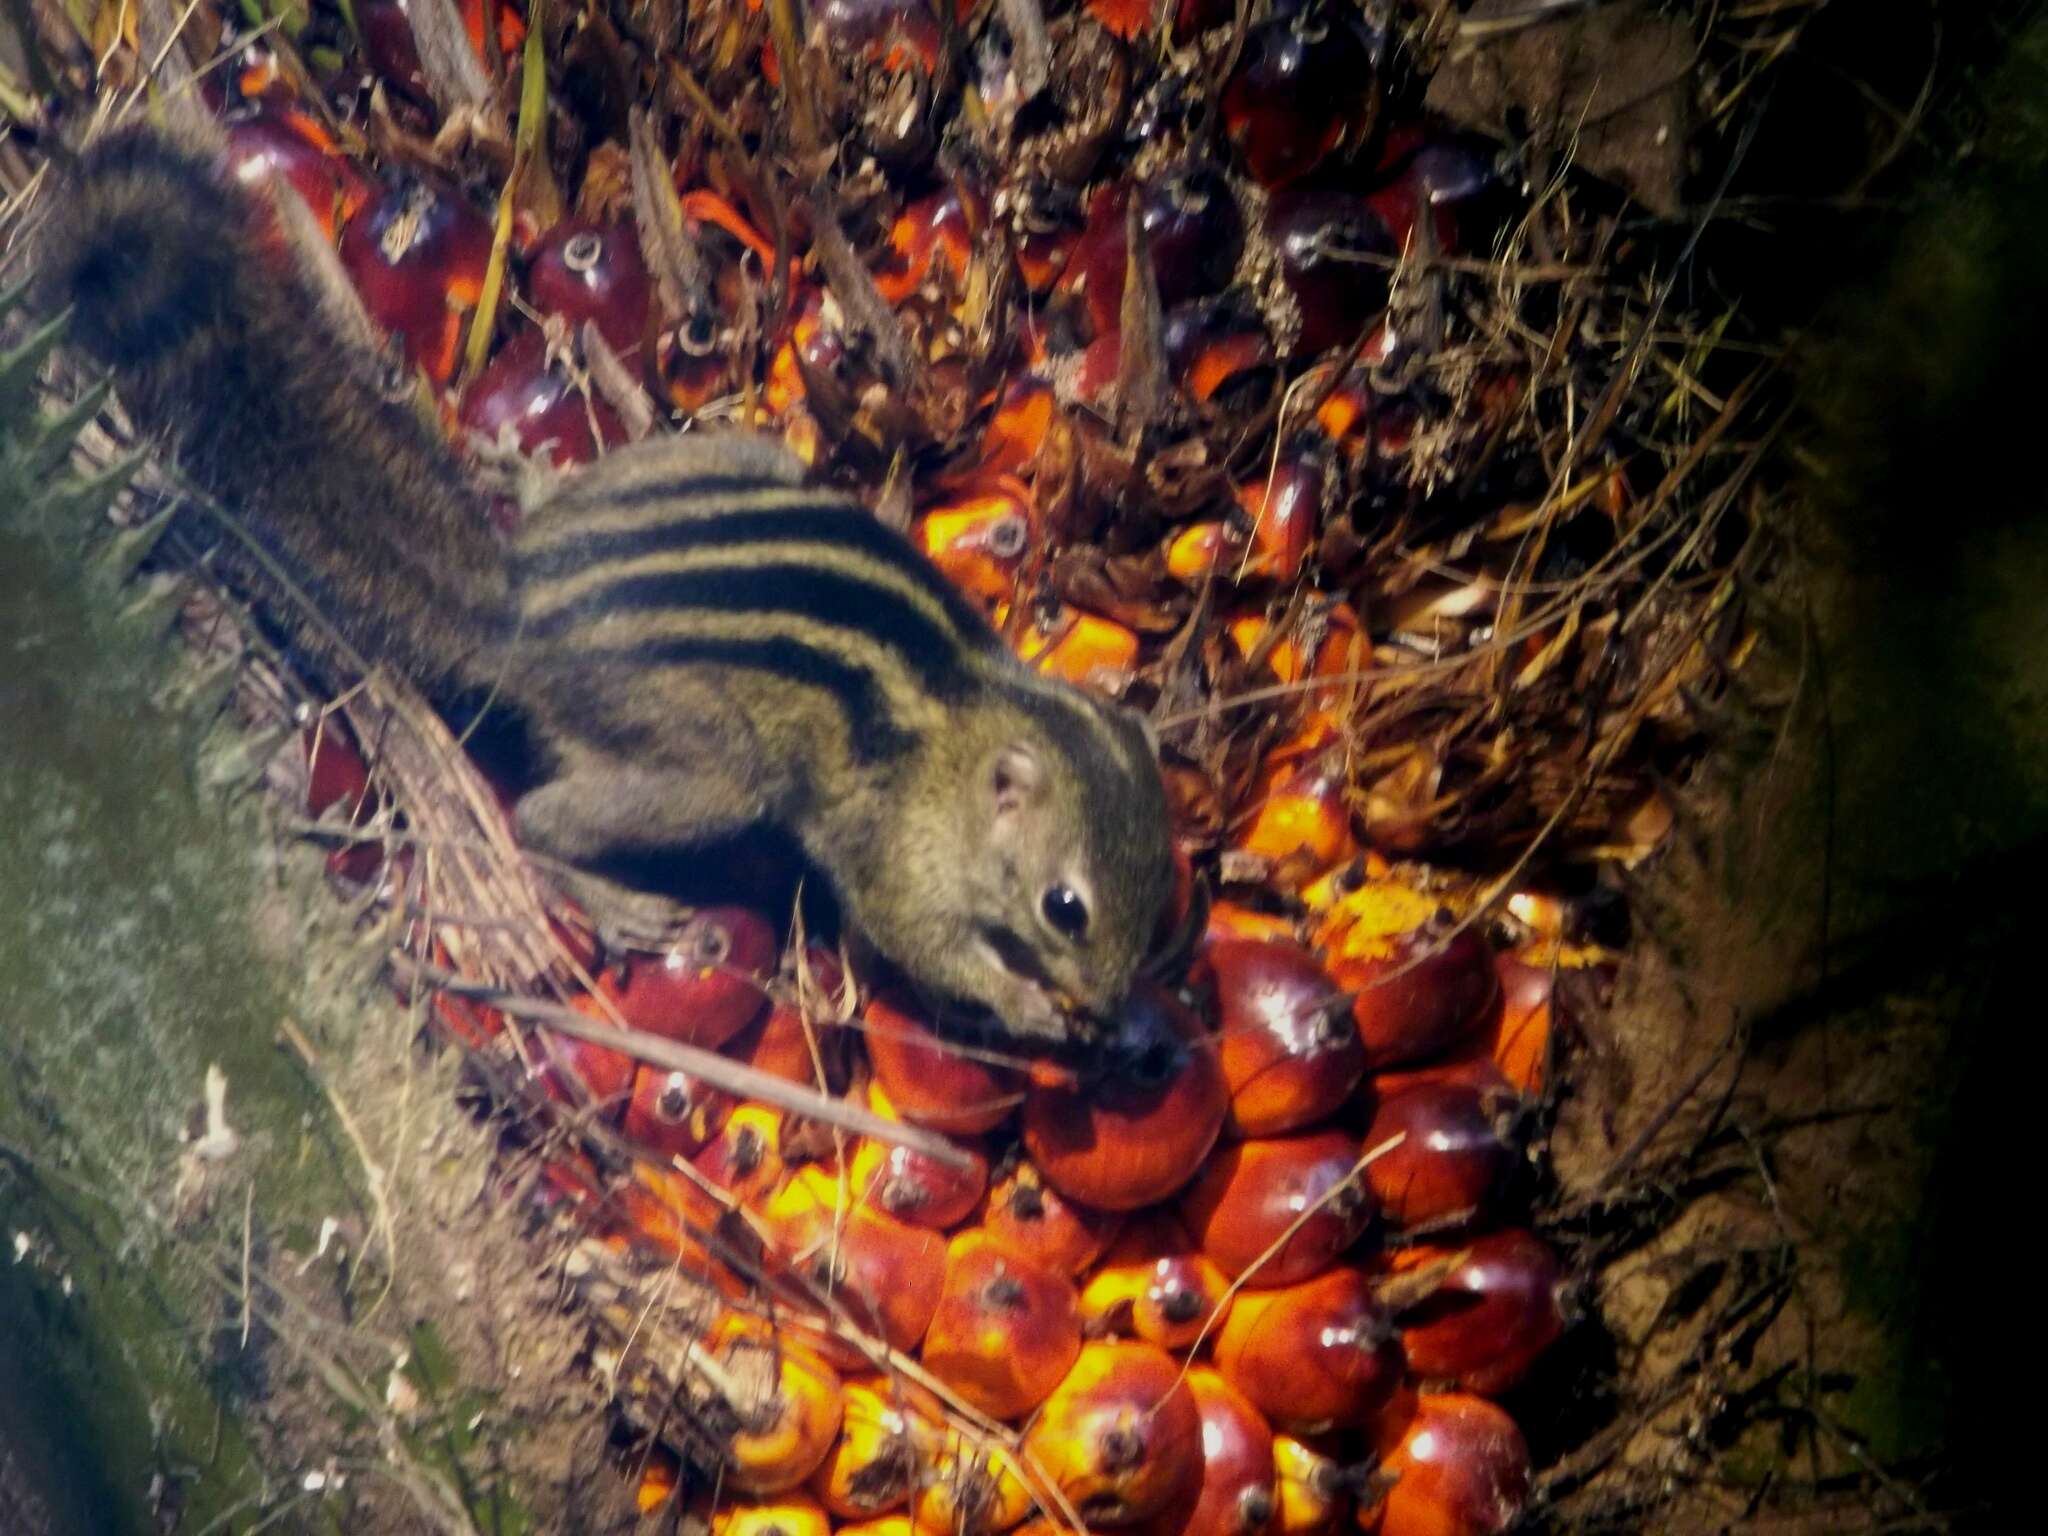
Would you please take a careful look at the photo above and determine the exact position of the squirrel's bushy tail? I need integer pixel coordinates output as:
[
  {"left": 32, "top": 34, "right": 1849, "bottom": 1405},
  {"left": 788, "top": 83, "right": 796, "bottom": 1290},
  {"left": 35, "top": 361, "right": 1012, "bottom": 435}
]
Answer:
[{"left": 32, "top": 123, "right": 512, "bottom": 698}]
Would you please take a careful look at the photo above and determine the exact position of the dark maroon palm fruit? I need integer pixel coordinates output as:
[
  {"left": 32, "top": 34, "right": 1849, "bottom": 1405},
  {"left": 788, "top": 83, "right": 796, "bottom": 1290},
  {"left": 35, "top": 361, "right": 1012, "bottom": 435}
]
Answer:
[
  {"left": 1220, "top": 3, "right": 1379, "bottom": 188},
  {"left": 458, "top": 329, "right": 625, "bottom": 468},
  {"left": 526, "top": 219, "right": 653, "bottom": 359},
  {"left": 1361, "top": 1080, "right": 1518, "bottom": 1233},
  {"left": 338, "top": 176, "right": 493, "bottom": 385},
  {"left": 1061, "top": 168, "right": 1244, "bottom": 335},
  {"left": 816, "top": 0, "right": 943, "bottom": 71},
  {"left": 357, "top": 0, "right": 433, "bottom": 108},
  {"left": 1203, "top": 937, "right": 1364, "bottom": 1137},
  {"left": 1164, "top": 298, "right": 1278, "bottom": 409},
  {"left": 1267, "top": 186, "right": 1398, "bottom": 358},
  {"left": 1396, "top": 1229, "right": 1568, "bottom": 1396},
  {"left": 222, "top": 107, "right": 363, "bottom": 242}
]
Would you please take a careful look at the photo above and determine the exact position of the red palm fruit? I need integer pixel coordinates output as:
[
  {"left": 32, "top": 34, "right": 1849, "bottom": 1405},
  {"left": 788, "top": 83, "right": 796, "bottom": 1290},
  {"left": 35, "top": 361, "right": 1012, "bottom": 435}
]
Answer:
[
  {"left": 461, "top": 0, "right": 527, "bottom": 59},
  {"left": 1272, "top": 1434, "right": 1350, "bottom": 1536},
  {"left": 1483, "top": 954, "right": 1553, "bottom": 1094},
  {"left": 1080, "top": 1212, "right": 1231, "bottom": 1351},
  {"left": 1083, "top": 0, "right": 1153, "bottom": 41},
  {"left": 590, "top": 905, "right": 778, "bottom": 1048},
  {"left": 864, "top": 991, "right": 1023, "bottom": 1135},
  {"left": 1022, "top": 1341, "right": 1205, "bottom": 1526},
  {"left": 1061, "top": 169, "right": 1244, "bottom": 334},
  {"left": 850, "top": 1086, "right": 990, "bottom": 1230},
  {"left": 1329, "top": 927, "right": 1499, "bottom": 1069},
  {"left": 981, "top": 1159, "right": 1124, "bottom": 1276},
  {"left": 1266, "top": 188, "right": 1396, "bottom": 357},
  {"left": 532, "top": 993, "right": 637, "bottom": 1117},
  {"left": 1356, "top": 1395, "right": 1529, "bottom": 1536},
  {"left": 1204, "top": 937, "right": 1364, "bottom": 1136},
  {"left": 915, "top": 481, "right": 1036, "bottom": 606},
  {"left": 458, "top": 329, "right": 625, "bottom": 467},
  {"left": 728, "top": 1003, "right": 838, "bottom": 1091},
  {"left": 338, "top": 177, "right": 492, "bottom": 385},
  {"left": 842, "top": 1521, "right": 916, "bottom": 1536},
  {"left": 303, "top": 718, "right": 370, "bottom": 816},
  {"left": 713, "top": 1494, "right": 835, "bottom": 1536},
  {"left": 615, "top": 1164, "right": 730, "bottom": 1279},
  {"left": 1236, "top": 749, "right": 1358, "bottom": 886},
  {"left": 525, "top": 219, "right": 652, "bottom": 358},
  {"left": 1360, "top": 1081, "right": 1516, "bottom": 1232},
  {"left": 1144, "top": 1368, "right": 1278, "bottom": 1536},
  {"left": 1015, "top": 602, "right": 1141, "bottom": 690},
  {"left": 874, "top": 184, "right": 974, "bottom": 307},
  {"left": 764, "top": 1169, "right": 948, "bottom": 1354},
  {"left": 356, "top": 0, "right": 432, "bottom": 105},
  {"left": 1214, "top": 1268, "right": 1402, "bottom": 1432},
  {"left": 921, "top": 1229, "right": 1083, "bottom": 1420},
  {"left": 622, "top": 1060, "right": 736, "bottom": 1159},
  {"left": 1388, "top": 1230, "right": 1566, "bottom": 1396},
  {"left": 1166, "top": 298, "right": 1277, "bottom": 405},
  {"left": 430, "top": 990, "right": 502, "bottom": 1048},
  {"left": 912, "top": 1435, "right": 1036, "bottom": 1536},
  {"left": 1180, "top": 1131, "right": 1373, "bottom": 1289},
  {"left": 972, "top": 378, "right": 1055, "bottom": 477},
  {"left": 812, "top": 1376, "right": 941, "bottom": 1519},
  {"left": 1232, "top": 440, "right": 1335, "bottom": 579},
  {"left": 693, "top": 1102, "right": 790, "bottom": 1206},
  {"left": 1022, "top": 982, "right": 1227, "bottom": 1211},
  {"left": 223, "top": 107, "right": 368, "bottom": 243},
  {"left": 1220, "top": 7, "right": 1379, "bottom": 188}
]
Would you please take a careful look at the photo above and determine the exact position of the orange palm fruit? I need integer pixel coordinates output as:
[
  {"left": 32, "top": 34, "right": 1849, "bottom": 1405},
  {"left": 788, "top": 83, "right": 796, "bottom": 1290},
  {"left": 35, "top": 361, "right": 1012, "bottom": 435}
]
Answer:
[
  {"left": 727, "top": 1002, "right": 843, "bottom": 1092},
  {"left": 1214, "top": 1268, "right": 1403, "bottom": 1432},
  {"left": 1236, "top": 750, "right": 1358, "bottom": 887},
  {"left": 701, "top": 1315, "right": 847, "bottom": 1493},
  {"left": 1205, "top": 902, "right": 1301, "bottom": 948},
  {"left": 1386, "top": 1231, "right": 1566, "bottom": 1396},
  {"left": 921, "top": 1230, "right": 1082, "bottom": 1420},
  {"left": 1230, "top": 446, "right": 1331, "bottom": 580},
  {"left": 596, "top": 905, "right": 778, "bottom": 1048},
  {"left": 1355, "top": 1395, "right": 1529, "bottom": 1536},
  {"left": 1022, "top": 983, "right": 1228, "bottom": 1211},
  {"left": 1271, "top": 1435, "right": 1349, "bottom": 1536},
  {"left": 981, "top": 1159, "right": 1125, "bottom": 1276},
  {"left": 1142, "top": 1368, "right": 1279, "bottom": 1536},
  {"left": 762, "top": 1168, "right": 949, "bottom": 1356},
  {"left": 1203, "top": 937, "right": 1365, "bottom": 1136},
  {"left": 1360, "top": 1081, "right": 1516, "bottom": 1233},
  {"left": 912, "top": 1434, "right": 1037, "bottom": 1536},
  {"left": 622, "top": 1061, "right": 738, "bottom": 1160},
  {"left": 693, "top": 1102, "right": 790, "bottom": 1207},
  {"left": 712, "top": 1494, "right": 835, "bottom": 1536},
  {"left": 973, "top": 378, "right": 1056, "bottom": 477},
  {"left": 1021, "top": 1341, "right": 1205, "bottom": 1526},
  {"left": 1483, "top": 954, "right": 1553, "bottom": 1094},
  {"left": 1166, "top": 519, "right": 1242, "bottom": 583},
  {"left": 811, "top": 1376, "right": 943, "bottom": 1519},
  {"left": 1079, "top": 1212, "right": 1232, "bottom": 1352},
  {"left": 841, "top": 1521, "right": 918, "bottom": 1536},
  {"left": 865, "top": 990, "right": 1023, "bottom": 1135},
  {"left": 1180, "top": 1132, "right": 1374, "bottom": 1290},
  {"left": 874, "top": 185, "right": 976, "bottom": 307},
  {"left": 1015, "top": 603, "right": 1143, "bottom": 691},
  {"left": 636, "top": 1441, "right": 683, "bottom": 1513},
  {"left": 850, "top": 1083, "right": 991, "bottom": 1229},
  {"left": 915, "top": 480, "right": 1037, "bottom": 607}
]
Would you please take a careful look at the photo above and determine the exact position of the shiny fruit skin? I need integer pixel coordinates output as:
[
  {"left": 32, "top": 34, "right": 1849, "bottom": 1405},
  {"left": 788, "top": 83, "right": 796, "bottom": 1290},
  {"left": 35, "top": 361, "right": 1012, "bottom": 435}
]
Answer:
[
  {"left": 337, "top": 177, "right": 492, "bottom": 385},
  {"left": 713, "top": 1494, "right": 836, "bottom": 1536},
  {"left": 1266, "top": 188, "right": 1396, "bottom": 357},
  {"left": 1214, "top": 1268, "right": 1403, "bottom": 1432},
  {"left": 981, "top": 1159, "right": 1124, "bottom": 1276},
  {"left": 704, "top": 1316, "right": 847, "bottom": 1494},
  {"left": 1144, "top": 1368, "right": 1279, "bottom": 1536},
  {"left": 1080, "top": 1212, "right": 1232, "bottom": 1352},
  {"left": 1221, "top": 8, "right": 1378, "bottom": 188},
  {"left": 534, "top": 995, "right": 637, "bottom": 1117},
  {"left": 1181, "top": 1131, "right": 1374, "bottom": 1289},
  {"left": 1356, "top": 1395, "right": 1529, "bottom": 1536},
  {"left": 850, "top": 1096, "right": 989, "bottom": 1230},
  {"left": 1392, "top": 1230, "right": 1566, "bottom": 1395},
  {"left": 915, "top": 482, "right": 1036, "bottom": 607},
  {"left": 1205, "top": 938, "right": 1365, "bottom": 1136},
  {"left": 594, "top": 906, "right": 778, "bottom": 1047},
  {"left": 621, "top": 1062, "right": 736, "bottom": 1159},
  {"left": 1022, "top": 982, "right": 1228, "bottom": 1211},
  {"left": 525, "top": 218, "right": 652, "bottom": 358},
  {"left": 1332, "top": 928, "right": 1499, "bottom": 1069},
  {"left": 1022, "top": 1341, "right": 1205, "bottom": 1527},
  {"left": 765, "top": 1168, "right": 948, "bottom": 1354},
  {"left": 864, "top": 990, "right": 1023, "bottom": 1135},
  {"left": 1272, "top": 1435, "right": 1348, "bottom": 1536},
  {"left": 693, "top": 1101, "right": 790, "bottom": 1206},
  {"left": 921, "top": 1229, "right": 1083, "bottom": 1420},
  {"left": 223, "top": 107, "right": 366, "bottom": 242},
  {"left": 458, "top": 329, "right": 624, "bottom": 467},
  {"left": 1360, "top": 1082, "right": 1515, "bottom": 1233}
]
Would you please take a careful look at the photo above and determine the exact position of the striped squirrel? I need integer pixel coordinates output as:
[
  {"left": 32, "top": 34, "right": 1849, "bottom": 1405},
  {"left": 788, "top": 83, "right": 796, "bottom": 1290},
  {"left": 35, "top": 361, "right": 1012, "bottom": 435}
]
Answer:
[{"left": 31, "top": 124, "right": 1176, "bottom": 1044}]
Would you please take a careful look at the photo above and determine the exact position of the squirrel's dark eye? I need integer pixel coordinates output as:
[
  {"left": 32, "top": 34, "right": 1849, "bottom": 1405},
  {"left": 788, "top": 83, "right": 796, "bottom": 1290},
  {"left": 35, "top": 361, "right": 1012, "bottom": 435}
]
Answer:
[{"left": 1042, "top": 885, "right": 1089, "bottom": 939}]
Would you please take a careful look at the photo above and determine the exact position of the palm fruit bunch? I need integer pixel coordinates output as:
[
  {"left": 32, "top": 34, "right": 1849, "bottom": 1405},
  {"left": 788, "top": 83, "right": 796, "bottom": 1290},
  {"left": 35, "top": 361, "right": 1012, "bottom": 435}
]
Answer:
[{"left": 11, "top": 0, "right": 1744, "bottom": 1527}]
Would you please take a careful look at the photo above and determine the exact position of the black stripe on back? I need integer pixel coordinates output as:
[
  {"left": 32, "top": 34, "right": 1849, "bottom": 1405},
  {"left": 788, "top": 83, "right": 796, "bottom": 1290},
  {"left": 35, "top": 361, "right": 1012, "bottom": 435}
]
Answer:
[
  {"left": 524, "top": 561, "right": 979, "bottom": 699},
  {"left": 515, "top": 504, "right": 1002, "bottom": 651},
  {"left": 545, "top": 473, "right": 791, "bottom": 516},
  {"left": 613, "top": 636, "right": 918, "bottom": 763}
]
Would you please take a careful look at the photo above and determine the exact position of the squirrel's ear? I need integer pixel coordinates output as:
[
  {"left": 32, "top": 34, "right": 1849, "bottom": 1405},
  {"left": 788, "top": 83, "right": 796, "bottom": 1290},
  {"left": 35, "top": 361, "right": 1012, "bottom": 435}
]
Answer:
[{"left": 990, "top": 742, "right": 1043, "bottom": 823}]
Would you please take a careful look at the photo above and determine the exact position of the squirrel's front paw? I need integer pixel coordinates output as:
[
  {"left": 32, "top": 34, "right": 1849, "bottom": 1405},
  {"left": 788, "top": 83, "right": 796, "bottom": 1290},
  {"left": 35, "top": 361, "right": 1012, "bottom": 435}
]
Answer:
[{"left": 552, "top": 868, "right": 692, "bottom": 961}]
